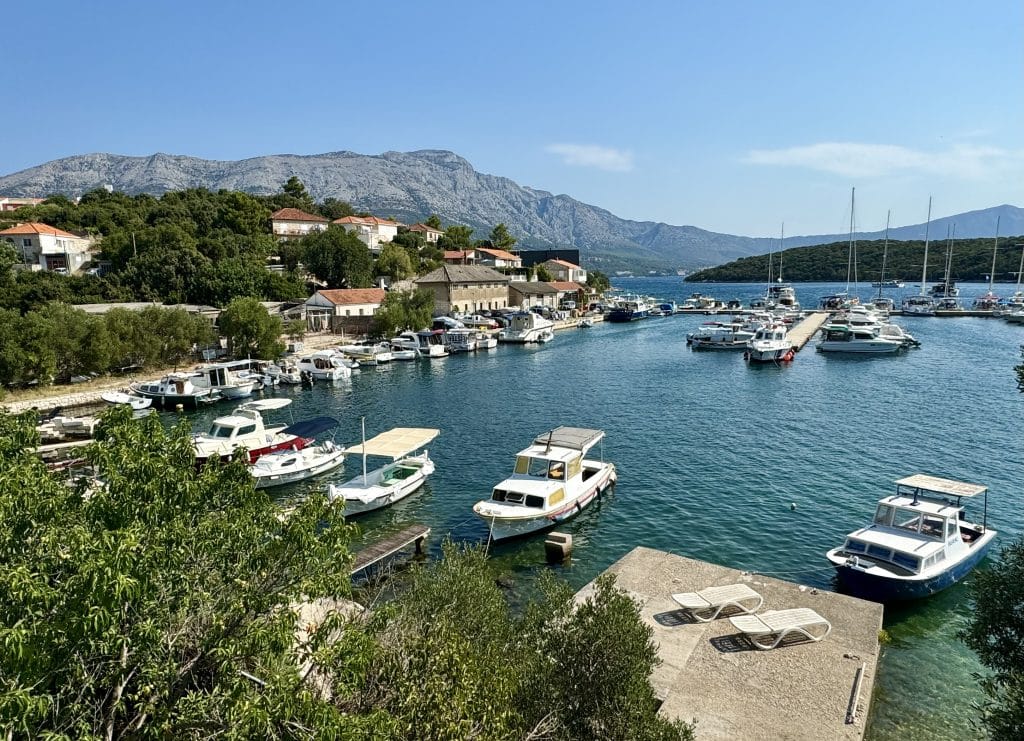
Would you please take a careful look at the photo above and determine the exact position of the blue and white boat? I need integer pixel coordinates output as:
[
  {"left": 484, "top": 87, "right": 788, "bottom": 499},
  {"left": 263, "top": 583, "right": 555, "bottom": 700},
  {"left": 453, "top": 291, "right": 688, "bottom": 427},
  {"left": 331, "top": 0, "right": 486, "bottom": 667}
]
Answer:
[
  {"left": 606, "top": 295, "right": 650, "bottom": 322},
  {"left": 826, "top": 474, "right": 997, "bottom": 601}
]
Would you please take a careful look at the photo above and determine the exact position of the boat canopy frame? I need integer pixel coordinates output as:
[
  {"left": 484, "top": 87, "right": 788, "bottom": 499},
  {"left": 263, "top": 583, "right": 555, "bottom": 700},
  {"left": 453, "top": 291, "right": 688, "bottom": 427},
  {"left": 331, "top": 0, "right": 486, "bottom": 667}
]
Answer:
[{"left": 894, "top": 474, "right": 989, "bottom": 532}]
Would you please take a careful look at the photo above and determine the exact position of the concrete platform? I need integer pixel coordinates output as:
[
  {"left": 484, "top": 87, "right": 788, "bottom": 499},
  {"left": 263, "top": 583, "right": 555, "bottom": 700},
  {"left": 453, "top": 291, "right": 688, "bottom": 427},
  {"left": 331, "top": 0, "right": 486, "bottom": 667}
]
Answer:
[{"left": 576, "top": 547, "right": 883, "bottom": 740}]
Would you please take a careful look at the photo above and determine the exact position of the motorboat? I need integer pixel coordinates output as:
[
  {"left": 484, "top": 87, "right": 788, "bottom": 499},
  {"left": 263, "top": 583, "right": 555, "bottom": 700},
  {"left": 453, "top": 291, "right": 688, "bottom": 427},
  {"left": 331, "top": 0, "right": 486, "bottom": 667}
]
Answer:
[
  {"left": 296, "top": 350, "right": 352, "bottom": 381},
  {"left": 901, "top": 295, "right": 936, "bottom": 316},
  {"left": 767, "top": 282, "right": 801, "bottom": 311},
  {"left": 826, "top": 474, "right": 996, "bottom": 601},
  {"left": 190, "top": 361, "right": 257, "bottom": 400},
  {"left": 686, "top": 320, "right": 755, "bottom": 350},
  {"left": 413, "top": 329, "right": 449, "bottom": 357},
  {"left": 606, "top": 295, "right": 650, "bottom": 322},
  {"left": 265, "top": 360, "right": 303, "bottom": 385},
  {"left": 129, "top": 373, "right": 214, "bottom": 408},
  {"left": 248, "top": 417, "right": 344, "bottom": 489},
  {"left": 816, "top": 325, "right": 904, "bottom": 354},
  {"left": 472, "top": 426, "right": 616, "bottom": 541},
  {"left": 871, "top": 279, "right": 905, "bottom": 288},
  {"left": 444, "top": 327, "right": 477, "bottom": 353},
  {"left": 338, "top": 343, "right": 392, "bottom": 365},
  {"left": 100, "top": 391, "right": 153, "bottom": 411},
  {"left": 388, "top": 345, "right": 418, "bottom": 361},
  {"left": 192, "top": 398, "right": 303, "bottom": 464},
  {"left": 877, "top": 323, "right": 921, "bottom": 348},
  {"left": 474, "top": 331, "right": 498, "bottom": 349},
  {"left": 499, "top": 310, "right": 556, "bottom": 343},
  {"left": 972, "top": 292, "right": 1000, "bottom": 311},
  {"left": 744, "top": 324, "right": 794, "bottom": 363},
  {"left": 679, "top": 293, "right": 722, "bottom": 311},
  {"left": 929, "top": 281, "right": 958, "bottom": 298},
  {"left": 328, "top": 425, "right": 440, "bottom": 516},
  {"left": 577, "top": 317, "right": 594, "bottom": 328}
]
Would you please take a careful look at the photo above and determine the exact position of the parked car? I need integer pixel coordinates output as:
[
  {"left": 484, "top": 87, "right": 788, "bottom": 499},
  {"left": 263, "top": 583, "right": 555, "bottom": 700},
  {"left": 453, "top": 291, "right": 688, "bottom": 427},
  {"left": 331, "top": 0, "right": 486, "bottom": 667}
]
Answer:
[
  {"left": 462, "top": 314, "right": 499, "bottom": 329},
  {"left": 432, "top": 316, "right": 465, "bottom": 330}
]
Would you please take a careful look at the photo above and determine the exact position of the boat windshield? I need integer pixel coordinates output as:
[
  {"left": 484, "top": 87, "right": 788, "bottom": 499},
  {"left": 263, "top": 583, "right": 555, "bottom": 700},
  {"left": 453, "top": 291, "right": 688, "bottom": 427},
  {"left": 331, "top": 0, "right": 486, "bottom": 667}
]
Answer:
[
  {"left": 516, "top": 455, "right": 559, "bottom": 478},
  {"left": 208, "top": 424, "right": 235, "bottom": 438}
]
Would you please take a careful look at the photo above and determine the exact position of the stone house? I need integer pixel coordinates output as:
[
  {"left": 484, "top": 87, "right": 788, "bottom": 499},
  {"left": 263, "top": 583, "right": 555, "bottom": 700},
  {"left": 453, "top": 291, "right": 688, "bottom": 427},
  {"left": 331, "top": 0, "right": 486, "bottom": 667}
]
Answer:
[
  {"left": 0, "top": 222, "right": 94, "bottom": 273},
  {"left": 508, "top": 281, "right": 558, "bottom": 310},
  {"left": 304, "top": 288, "right": 386, "bottom": 333},
  {"left": 408, "top": 223, "right": 444, "bottom": 243},
  {"left": 270, "top": 208, "right": 328, "bottom": 239},
  {"left": 443, "top": 249, "right": 477, "bottom": 264},
  {"left": 549, "top": 281, "right": 588, "bottom": 308},
  {"left": 414, "top": 265, "right": 510, "bottom": 315},
  {"left": 333, "top": 216, "right": 403, "bottom": 254},
  {"left": 541, "top": 258, "right": 587, "bottom": 283}
]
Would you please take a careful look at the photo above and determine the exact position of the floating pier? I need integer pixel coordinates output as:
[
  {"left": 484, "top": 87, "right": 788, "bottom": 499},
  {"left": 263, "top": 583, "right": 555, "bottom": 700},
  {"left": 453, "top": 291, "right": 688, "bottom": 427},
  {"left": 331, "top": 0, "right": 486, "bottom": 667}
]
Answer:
[
  {"left": 786, "top": 311, "right": 830, "bottom": 351},
  {"left": 576, "top": 547, "right": 883, "bottom": 740},
  {"left": 350, "top": 524, "right": 431, "bottom": 575}
]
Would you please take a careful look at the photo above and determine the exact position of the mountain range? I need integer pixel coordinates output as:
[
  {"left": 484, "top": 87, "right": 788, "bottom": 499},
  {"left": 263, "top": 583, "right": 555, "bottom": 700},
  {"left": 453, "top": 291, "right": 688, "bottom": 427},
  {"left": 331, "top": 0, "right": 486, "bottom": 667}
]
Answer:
[{"left": 1, "top": 150, "right": 1021, "bottom": 271}]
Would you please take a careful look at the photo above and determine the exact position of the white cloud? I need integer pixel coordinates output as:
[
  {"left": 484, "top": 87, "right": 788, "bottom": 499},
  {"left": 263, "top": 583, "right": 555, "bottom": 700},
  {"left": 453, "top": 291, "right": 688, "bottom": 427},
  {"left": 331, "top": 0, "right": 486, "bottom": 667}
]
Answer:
[
  {"left": 742, "top": 141, "right": 1022, "bottom": 179},
  {"left": 545, "top": 143, "right": 634, "bottom": 172}
]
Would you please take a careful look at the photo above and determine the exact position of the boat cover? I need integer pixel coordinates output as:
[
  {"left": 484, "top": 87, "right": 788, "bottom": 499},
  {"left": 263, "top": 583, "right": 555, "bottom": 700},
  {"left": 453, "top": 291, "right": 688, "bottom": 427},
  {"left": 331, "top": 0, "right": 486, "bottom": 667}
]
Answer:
[
  {"left": 344, "top": 427, "right": 440, "bottom": 458},
  {"left": 895, "top": 474, "right": 987, "bottom": 498},
  {"left": 532, "top": 426, "right": 605, "bottom": 451},
  {"left": 282, "top": 416, "right": 339, "bottom": 439},
  {"left": 237, "top": 398, "right": 292, "bottom": 412}
]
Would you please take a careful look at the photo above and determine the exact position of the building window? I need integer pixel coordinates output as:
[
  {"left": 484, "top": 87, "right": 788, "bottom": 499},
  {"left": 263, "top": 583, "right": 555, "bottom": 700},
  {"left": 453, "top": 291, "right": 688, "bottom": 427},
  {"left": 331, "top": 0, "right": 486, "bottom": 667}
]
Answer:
[
  {"left": 359, "top": 308, "right": 364, "bottom": 316},
  {"left": 22, "top": 239, "right": 32, "bottom": 247},
  {"left": 346, "top": 309, "right": 351, "bottom": 316}
]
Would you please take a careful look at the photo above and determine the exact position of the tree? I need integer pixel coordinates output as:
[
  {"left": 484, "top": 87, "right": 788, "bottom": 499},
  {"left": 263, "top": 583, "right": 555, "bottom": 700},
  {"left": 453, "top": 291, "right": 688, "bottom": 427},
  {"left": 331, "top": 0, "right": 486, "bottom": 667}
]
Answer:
[
  {"left": 374, "top": 242, "right": 413, "bottom": 281},
  {"left": 437, "top": 224, "right": 474, "bottom": 251},
  {"left": 535, "top": 264, "right": 555, "bottom": 282},
  {"left": 218, "top": 297, "right": 284, "bottom": 358},
  {"left": 141, "top": 306, "right": 215, "bottom": 367},
  {"left": 488, "top": 223, "right": 517, "bottom": 251},
  {"left": 319, "top": 198, "right": 355, "bottom": 221},
  {"left": 424, "top": 214, "right": 442, "bottom": 230},
  {"left": 301, "top": 226, "right": 374, "bottom": 288},
  {"left": 282, "top": 176, "right": 312, "bottom": 203},
  {"left": 372, "top": 289, "right": 434, "bottom": 337},
  {"left": 0, "top": 408, "right": 357, "bottom": 738},
  {"left": 587, "top": 269, "right": 611, "bottom": 293}
]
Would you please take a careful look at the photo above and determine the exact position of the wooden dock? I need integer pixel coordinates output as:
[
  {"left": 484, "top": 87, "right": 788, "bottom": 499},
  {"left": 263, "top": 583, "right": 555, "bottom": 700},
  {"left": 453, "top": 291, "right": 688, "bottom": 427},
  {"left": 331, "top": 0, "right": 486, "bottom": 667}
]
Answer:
[
  {"left": 350, "top": 524, "right": 431, "bottom": 575},
  {"left": 786, "top": 311, "right": 830, "bottom": 351}
]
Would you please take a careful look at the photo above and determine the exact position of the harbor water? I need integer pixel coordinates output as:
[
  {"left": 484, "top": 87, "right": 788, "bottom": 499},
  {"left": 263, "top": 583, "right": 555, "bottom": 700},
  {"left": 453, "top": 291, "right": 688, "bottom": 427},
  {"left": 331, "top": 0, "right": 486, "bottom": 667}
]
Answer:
[{"left": 179, "top": 279, "right": 1023, "bottom": 740}]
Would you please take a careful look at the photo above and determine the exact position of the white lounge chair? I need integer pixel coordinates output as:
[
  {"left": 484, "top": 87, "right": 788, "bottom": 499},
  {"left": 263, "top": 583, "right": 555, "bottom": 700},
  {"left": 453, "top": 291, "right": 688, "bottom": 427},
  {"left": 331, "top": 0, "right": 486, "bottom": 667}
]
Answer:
[
  {"left": 728, "top": 608, "right": 832, "bottom": 649},
  {"left": 671, "top": 583, "right": 764, "bottom": 622}
]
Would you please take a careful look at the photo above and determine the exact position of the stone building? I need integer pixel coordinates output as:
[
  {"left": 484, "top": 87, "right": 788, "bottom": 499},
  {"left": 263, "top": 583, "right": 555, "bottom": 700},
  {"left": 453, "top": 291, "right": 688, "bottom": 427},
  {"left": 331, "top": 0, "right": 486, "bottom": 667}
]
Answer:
[{"left": 414, "top": 265, "right": 510, "bottom": 315}]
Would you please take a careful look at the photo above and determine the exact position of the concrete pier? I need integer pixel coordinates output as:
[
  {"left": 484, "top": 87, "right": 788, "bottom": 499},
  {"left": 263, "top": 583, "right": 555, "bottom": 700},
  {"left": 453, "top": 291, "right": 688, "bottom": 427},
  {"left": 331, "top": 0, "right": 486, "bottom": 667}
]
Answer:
[
  {"left": 576, "top": 547, "right": 883, "bottom": 740},
  {"left": 786, "top": 311, "right": 830, "bottom": 351}
]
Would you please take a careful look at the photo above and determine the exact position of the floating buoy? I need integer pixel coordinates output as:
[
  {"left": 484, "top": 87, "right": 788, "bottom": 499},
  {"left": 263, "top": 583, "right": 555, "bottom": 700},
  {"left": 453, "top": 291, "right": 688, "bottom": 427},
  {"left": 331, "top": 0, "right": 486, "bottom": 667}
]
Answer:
[{"left": 790, "top": 502, "right": 798, "bottom": 511}]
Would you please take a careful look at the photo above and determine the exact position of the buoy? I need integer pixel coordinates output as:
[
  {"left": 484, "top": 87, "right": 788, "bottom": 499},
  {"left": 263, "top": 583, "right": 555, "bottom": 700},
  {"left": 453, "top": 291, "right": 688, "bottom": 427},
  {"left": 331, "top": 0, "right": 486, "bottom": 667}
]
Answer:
[
  {"left": 175, "top": 403, "right": 184, "bottom": 413},
  {"left": 790, "top": 502, "right": 797, "bottom": 511}
]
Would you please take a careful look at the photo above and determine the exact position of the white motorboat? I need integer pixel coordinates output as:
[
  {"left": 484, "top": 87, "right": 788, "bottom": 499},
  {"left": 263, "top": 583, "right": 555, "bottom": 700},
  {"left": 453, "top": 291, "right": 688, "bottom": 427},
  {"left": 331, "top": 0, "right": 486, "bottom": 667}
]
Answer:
[
  {"left": 687, "top": 319, "right": 756, "bottom": 350},
  {"left": 265, "top": 360, "right": 303, "bottom": 385},
  {"left": 444, "top": 327, "right": 477, "bottom": 352},
  {"left": 473, "top": 427, "right": 616, "bottom": 541},
  {"left": 901, "top": 295, "right": 936, "bottom": 316},
  {"left": 248, "top": 417, "right": 344, "bottom": 489},
  {"left": 338, "top": 343, "right": 392, "bottom": 365},
  {"left": 499, "top": 310, "right": 556, "bottom": 343},
  {"left": 328, "top": 425, "right": 440, "bottom": 516},
  {"left": 130, "top": 373, "right": 214, "bottom": 408},
  {"left": 816, "top": 325, "right": 904, "bottom": 354},
  {"left": 474, "top": 331, "right": 498, "bottom": 349},
  {"left": 744, "top": 324, "right": 793, "bottom": 363},
  {"left": 191, "top": 361, "right": 257, "bottom": 400},
  {"left": 577, "top": 317, "right": 594, "bottom": 328},
  {"left": 415, "top": 329, "right": 449, "bottom": 357},
  {"left": 296, "top": 350, "right": 352, "bottom": 381},
  {"left": 193, "top": 398, "right": 302, "bottom": 464},
  {"left": 826, "top": 474, "right": 996, "bottom": 601},
  {"left": 100, "top": 391, "right": 153, "bottom": 411}
]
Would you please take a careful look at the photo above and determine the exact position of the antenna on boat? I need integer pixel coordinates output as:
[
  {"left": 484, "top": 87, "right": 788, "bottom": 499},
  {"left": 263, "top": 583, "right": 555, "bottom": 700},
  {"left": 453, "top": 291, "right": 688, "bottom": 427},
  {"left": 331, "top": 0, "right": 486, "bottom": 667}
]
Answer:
[{"left": 544, "top": 430, "right": 554, "bottom": 454}]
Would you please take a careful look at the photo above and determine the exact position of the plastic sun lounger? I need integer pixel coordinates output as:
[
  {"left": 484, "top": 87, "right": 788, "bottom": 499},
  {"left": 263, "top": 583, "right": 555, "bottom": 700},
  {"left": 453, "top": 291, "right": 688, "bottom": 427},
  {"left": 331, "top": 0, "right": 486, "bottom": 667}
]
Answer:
[
  {"left": 671, "top": 583, "right": 764, "bottom": 622},
  {"left": 728, "top": 608, "right": 832, "bottom": 650}
]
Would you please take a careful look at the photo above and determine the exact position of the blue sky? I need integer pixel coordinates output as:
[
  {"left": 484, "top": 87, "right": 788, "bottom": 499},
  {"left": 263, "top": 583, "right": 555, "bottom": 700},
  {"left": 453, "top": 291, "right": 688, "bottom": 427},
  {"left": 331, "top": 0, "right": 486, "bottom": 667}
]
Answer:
[{"left": 5, "top": 0, "right": 1022, "bottom": 237}]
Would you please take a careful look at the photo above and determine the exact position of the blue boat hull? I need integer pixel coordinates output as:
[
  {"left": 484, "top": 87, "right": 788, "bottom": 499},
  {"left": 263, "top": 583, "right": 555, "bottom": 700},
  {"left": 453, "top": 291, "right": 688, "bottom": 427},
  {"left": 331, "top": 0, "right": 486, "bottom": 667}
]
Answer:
[
  {"left": 607, "top": 309, "right": 648, "bottom": 322},
  {"left": 833, "top": 537, "right": 995, "bottom": 602}
]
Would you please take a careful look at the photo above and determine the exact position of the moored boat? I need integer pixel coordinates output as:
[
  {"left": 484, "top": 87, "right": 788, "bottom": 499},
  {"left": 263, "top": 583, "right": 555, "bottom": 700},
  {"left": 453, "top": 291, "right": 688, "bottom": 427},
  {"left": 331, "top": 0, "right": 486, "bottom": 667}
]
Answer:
[
  {"left": 248, "top": 417, "right": 344, "bottom": 489},
  {"left": 328, "top": 425, "right": 440, "bottom": 516},
  {"left": 100, "top": 391, "right": 153, "bottom": 411},
  {"left": 744, "top": 323, "right": 794, "bottom": 363},
  {"left": 296, "top": 350, "right": 352, "bottom": 380},
  {"left": 472, "top": 426, "right": 616, "bottom": 541},
  {"left": 816, "top": 325, "right": 903, "bottom": 354},
  {"left": 826, "top": 474, "right": 997, "bottom": 601},
  {"left": 192, "top": 398, "right": 303, "bottom": 464},
  {"left": 129, "top": 373, "right": 213, "bottom": 408},
  {"left": 499, "top": 310, "right": 555, "bottom": 343}
]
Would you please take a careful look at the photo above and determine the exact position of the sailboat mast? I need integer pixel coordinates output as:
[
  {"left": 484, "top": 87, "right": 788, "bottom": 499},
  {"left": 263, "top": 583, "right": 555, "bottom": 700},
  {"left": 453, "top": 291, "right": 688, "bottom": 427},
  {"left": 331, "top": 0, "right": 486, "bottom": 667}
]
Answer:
[
  {"left": 943, "top": 224, "right": 955, "bottom": 298},
  {"left": 919, "top": 197, "right": 932, "bottom": 296},
  {"left": 846, "top": 187, "right": 855, "bottom": 293},
  {"left": 1016, "top": 241, "right": 1024, "bottom": 295},
  {"left": 779, "top": 223, "right": 785, "bottom": 282},
  {"left": 878, "top": 210, "right": 890, "bottom": 299},
  {"left": 988, "top": 215, "right": 1001, "bottom": 292},
  {"left": 360, "top": 416, "right": 368, "bottom": 485}
]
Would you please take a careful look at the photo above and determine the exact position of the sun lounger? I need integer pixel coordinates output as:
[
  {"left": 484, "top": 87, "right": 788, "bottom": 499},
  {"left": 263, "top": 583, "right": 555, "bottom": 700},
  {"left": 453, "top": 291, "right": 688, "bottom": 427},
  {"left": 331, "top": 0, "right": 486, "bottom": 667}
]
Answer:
[
  {"left": 671, "top": 583, "right": 764, "bottom": 622},
  {"left": 728, "top": 608, "right": 832, "bottom": 649}
]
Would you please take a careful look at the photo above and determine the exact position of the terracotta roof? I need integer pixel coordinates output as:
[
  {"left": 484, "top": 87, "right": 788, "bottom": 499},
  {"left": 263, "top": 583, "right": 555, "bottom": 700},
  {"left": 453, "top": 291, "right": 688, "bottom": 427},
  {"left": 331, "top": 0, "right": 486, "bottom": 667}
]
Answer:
[
  {"left": 416, "top": 265, "right": 510, "bottom": 284},
  {"left": 546, "top": 258, "right": 581, "bottom": 269},
  {"left": 314, "top": 288, "right": 386, "bottom": 305},
  {"left": 550, "top": 281, "right": 585, "bottom": 291},
  {"left": 443, "top": 250, "right": 473, "bottom": 260},
  {"left": 509, "top": 281, "right": 558, "bottom": 295},
  {"left": 477, "top": 247, "right": 520, "bottom": 262},
  {"left": 270, "top": 208, "right": 328, "bottom": 222},
  {"left": 0, "top": 221, "right": 81, "bottom": 238},
  {"left": 332, "top": 215, "right": 403, "bottom": 227},
  {"left": 409, "top": 223, "right": 444, "bottom": 234}
]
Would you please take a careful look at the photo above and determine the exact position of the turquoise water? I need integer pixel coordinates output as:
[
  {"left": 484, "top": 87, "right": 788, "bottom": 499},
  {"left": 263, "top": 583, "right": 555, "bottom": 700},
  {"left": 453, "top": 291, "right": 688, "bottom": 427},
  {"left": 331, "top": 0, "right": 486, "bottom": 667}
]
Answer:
[{"left": 180, "top": 279, "right": 1023, "bottom": 740}]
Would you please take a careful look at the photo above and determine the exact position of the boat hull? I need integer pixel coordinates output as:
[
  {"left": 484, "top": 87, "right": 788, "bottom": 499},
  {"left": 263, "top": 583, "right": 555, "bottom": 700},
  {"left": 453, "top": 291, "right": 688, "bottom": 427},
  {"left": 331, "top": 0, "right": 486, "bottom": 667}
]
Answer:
[
  {"left": 332, "top": 457, "right": 434, "bottom": 516},
  {"left": 826, "top": 532, "right": 996, "bottom": 601},
  {"left": 477, "top": 464, "right": 616, "bottom": 542},
  {"left": 251, "top": 445, "right": 345, "bottom": 489},
  {"left": 817, "top": 341, "right": 902, "bottom": 354},
  {"left": 606, "top": 309, "right": 647, "bottom": 322},
  {"left": 745, "top": 345, "right": 794, "bottom": 362}
]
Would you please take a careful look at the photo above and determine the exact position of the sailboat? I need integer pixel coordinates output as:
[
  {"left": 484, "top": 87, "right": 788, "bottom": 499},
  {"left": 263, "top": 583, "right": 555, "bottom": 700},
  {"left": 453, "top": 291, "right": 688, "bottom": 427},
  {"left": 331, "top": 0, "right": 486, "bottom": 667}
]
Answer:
[
  {"left": 932, "top": 225, "right": 961, "bottom": 309},
  {"left": 973, "top": 216, "right": 1001, "bottom": 310},
  {"left": 901, "top": 198, "right": 936, "bottom": 316},
  {"left": 818, "top": 188, "right": 859, "bottom": 310},
  {"left": 999, "top": 242, "right": 1024, "bottom": 319},
  {"left": 871, "top": 211, "right": 904, "bottom": 292},
  {"left": 767, "top": 224, "right": 801, "bottom": 312}
]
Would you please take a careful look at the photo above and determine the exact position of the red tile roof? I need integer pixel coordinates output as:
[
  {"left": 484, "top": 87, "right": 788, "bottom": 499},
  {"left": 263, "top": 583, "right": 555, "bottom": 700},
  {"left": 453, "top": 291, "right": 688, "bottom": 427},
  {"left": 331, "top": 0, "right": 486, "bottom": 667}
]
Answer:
[
  {"left": 409, "top": 223, "right": 443, "bottom": 234},
  {"left": 270, "top": 208, "right": 328, "bottom": 222},
  {"left": 443, "top": 250, "right": 473, "bottom": 260},
  {"left": 549, "top": 281, "right": 585, "bottom": 291},
  {"left": 314, "top": 288, "right": 386, "bottom": 305},
  {"left": 332, "top": 215, "right": 403, "bottom": 227},
  {"left": 0, "top": 222, "right": 81, "bottom": 238},
  {"left": 477, "top": 247, "right": 520, "bottom": 262},
  {"left": 546, "top": 258, "right": 581, "bottom": 269}
]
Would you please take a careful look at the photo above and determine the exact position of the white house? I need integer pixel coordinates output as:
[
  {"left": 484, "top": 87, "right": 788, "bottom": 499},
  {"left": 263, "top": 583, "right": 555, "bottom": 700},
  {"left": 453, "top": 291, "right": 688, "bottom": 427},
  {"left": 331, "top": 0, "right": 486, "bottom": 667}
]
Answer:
[
  {"left": 0, "top": 222, "right": 94, "bottom": 273},
  {"left": 304, "top": 288, "right": 386, "bottom": 332},
  {"left": 0, "top": 196, "right": 46, "bottom": 212},
  {"left": 541, "top": 258, "right": 587, "bottom": 283},
  {"left": 408, "top": 223, "right": 444, "bottom": 243},
  {"left": 270, "top": 208, "right": 328, "bottom": 239},
  {"left": 332, "top": 216, "right": 403, "bottom": 253},
  {"left": 476, "top": 248, "right": 522, "bottom": 269}
]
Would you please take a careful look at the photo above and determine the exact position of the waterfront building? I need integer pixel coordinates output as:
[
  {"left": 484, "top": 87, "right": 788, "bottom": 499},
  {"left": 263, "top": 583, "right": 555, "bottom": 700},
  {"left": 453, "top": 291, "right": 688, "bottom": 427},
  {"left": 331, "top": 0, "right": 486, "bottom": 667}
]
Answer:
[
  {"left": 0, "top": 221, "right": 95, "bottom": 273},
  {"left": 508, "top": 281, "right": 559, "bottom": 310},
  {"left": 541, "top": 258, "right": 587, "bottom": 283},
  {"left": 549, "top": 280, "right": 588, "bottom": 309},
  {"left": 476, "top": 247, "right": 522, "bottom": 269},
  {"left": 332, "top": 215, "right": 403, "bottom": 254},
  {"left": 414, "top": 265, "right": 510, "bottom": 315},
  {"left": 305, "top": 288, "right": 386, "bottom": 333},
  {"left": 270, "top": 208, "right": 328, "bottom": 240}
]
